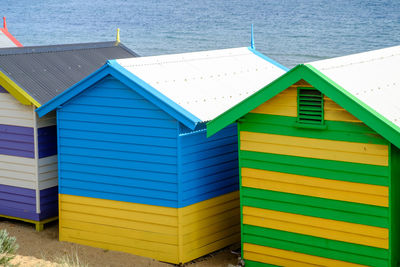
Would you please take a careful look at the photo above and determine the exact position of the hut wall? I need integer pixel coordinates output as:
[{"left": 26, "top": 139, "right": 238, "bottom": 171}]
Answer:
[
  {"left": 239, "top": 81, "right": 391, "bottom": 266},
  {"left": 178, "top": 124, "right": 240, "bottom": 262},
  {"left": 179, "top": 123, "right": 238, "bottom": 207},
  {"left": 0, "top": 87, "right": 58, "bottom": 222},
  {"left": 57, "top": 75, "right": 240, "bottom": 263},
  {"left": 57, "top": 76, "right": 181, "bottom": 262}
]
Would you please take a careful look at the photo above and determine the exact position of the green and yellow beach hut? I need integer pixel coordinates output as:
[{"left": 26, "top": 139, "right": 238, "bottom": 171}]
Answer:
[{"left": 207, "top": 45, "right": 400, "bottom": 266}]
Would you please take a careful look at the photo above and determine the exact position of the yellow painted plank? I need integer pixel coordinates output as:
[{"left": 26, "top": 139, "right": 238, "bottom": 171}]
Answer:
[
  {"left": 243, "top": 207, "right": 388, "bottom": 249},
  {"left": 182, "top": 233, "right": 240, "bottom": 263},
  {"left": 0, "top": 71, "right": 41, "bottom": 107},
  {"left": 183, "top": 215, "right": 239, "bottom": 243},
  {"left": 240, "top": 131, "right": 389, "bottom": 166},
  {"left": 61, "top": 210, "right": 178, "bottom": 236},
  {"left": 183, "top": 225, "right": 240, "bottom": 251},
  {"left": 60, "top": 235, "right": 179, "bottom": 264},
  {"left": 61, "top": 201, "right": 178, "bottom": 226},
  {"left": 243, "top": 243, "right": 367, "bottom": 267},
  {"left": 324, "top": 97, "right": 361, "bottom": 122},
  {"left": 59, "top": 194, "right": 177, "bottom": 216},
  {"left": 182, "top": 209, "right": 239, "bottom": 235},
  {"left": 60, "top": 219, "right": 178, "bottom": 245},
  {"left": 244, "top": 251, "right": 319, "bottom": 267},
  {"left": 251, "top": 87, "right": 297, "bottom": 117},
  {"left": 61, "top": 227, "right": 178, "bottom": 254},
  {"left": 242, "top": 168, "right": 388, "bottom": 207},
  {"left": 180, "top": 191, "right": 239, "bottom": 216}
]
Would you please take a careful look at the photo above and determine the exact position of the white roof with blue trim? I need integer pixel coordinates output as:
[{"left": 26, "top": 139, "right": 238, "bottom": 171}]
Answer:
[
  {"left": 308, "top": 45, "right": 400, "bottom": 128},
  {"left": 116, "top": 47, "right": 287, "bottom": 122}
]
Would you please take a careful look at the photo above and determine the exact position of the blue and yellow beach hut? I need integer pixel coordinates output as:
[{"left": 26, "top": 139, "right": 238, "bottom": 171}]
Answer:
[{"left": 37, "top": 47, "right": 287, "bottom": 263}]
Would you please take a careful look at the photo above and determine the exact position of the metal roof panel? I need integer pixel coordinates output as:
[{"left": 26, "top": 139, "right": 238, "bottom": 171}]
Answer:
[{"left": 116, "top": 47, "right": 286, "bottom": 122}]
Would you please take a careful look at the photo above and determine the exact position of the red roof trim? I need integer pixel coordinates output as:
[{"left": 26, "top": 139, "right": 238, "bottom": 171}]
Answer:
[{"left": 1, "top": 28, "right": 23, "bottom": 47}]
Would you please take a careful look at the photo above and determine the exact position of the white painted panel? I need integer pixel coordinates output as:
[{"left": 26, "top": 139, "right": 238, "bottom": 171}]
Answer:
[
  {"left": 0, "top": 154, "right": 36, "bottom": 189},
  {"left": 0, "top": 93, "right": 34, "bottom": 127},
  {"left": 38, "top": 155, "right": 58, "bottom": 190},
  {"left": 37, "top": 110, "right": 56, "bottom": 128}
]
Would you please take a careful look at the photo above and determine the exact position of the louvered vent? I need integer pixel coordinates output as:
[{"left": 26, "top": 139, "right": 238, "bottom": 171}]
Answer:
[{"left": 297, "top": 87, "right": 324, "bottom": 125}]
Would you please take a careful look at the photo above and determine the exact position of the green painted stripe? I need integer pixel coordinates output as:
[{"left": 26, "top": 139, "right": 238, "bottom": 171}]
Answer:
[
  {"left": 243, "top": 225, "right": 388, "bottom": 266},
  {"left": 244, "top": 260, "right": 279, "bottom": 267},
  {"left": 242, "top": 187, "right": 388, "bottom": 228},
  {"left": 241, "top": 113, "right": 387, "bottom": 145},
  {"left": 241, "top": 150, "right": 389, "bottom": 186}
]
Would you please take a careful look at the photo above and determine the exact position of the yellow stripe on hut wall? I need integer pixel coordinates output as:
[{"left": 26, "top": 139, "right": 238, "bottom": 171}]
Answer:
[
  {"left": 59, "top": 191, "right": 240, "bottom": 264},
  {"left": 243, "top": 206, "right": 389, "bottom": 249},
  {"left": 242, "top": 168, "right": 389, "bottom": 207},
  {"left": 240, "top": 131, "right": 389, "bottom": 166},
  {"left": 243, "top": 243, "right": 367, "bottom": 267}
]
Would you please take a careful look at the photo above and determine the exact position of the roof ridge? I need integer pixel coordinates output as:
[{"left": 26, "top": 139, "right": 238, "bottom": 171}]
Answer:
[{"left": 0, "top": 41, "right": 120, "bottom": 56}]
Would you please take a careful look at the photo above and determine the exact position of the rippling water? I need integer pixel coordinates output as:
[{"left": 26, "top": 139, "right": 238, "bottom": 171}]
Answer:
[{"left": 2, "top": 0, "right": 400, "bottom": 67}]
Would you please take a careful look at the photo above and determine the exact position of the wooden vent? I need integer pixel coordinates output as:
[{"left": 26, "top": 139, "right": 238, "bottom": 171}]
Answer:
[{"left": 297, "top": 87, "right": 324, "bottom": 125}]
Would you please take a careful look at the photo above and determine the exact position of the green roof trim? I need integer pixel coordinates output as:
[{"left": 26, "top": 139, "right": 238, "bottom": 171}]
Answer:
[{"left": 207, "top": 64, "right": 400, "bottom": 149}]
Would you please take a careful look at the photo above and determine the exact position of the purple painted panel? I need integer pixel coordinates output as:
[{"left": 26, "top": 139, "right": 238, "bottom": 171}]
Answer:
[
  {"left": 0, "top": 185, "right": 58, "bottom": 221},
  {"left": 38, "top": 125, "right": 57, "bottom": 158},
  {"left": 0, "top": 85, "right": 8, "bottom": 93},
  {"left": 0, "top": 124, "right": 34, "bottom": 158},
  {"left": 0, "top": 184, "right": 38, "bottom": 220},
  {"left": 39, "top": 186, "right": 58, "bottom": 220}
]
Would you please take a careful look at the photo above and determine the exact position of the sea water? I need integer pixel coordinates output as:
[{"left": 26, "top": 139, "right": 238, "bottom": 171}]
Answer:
[{"left": 2, "top": 0, "right": 400, "bottom": 67}]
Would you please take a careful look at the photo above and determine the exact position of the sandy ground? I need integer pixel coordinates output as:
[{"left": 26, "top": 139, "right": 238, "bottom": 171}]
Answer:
[{"left": 0, "top": 218, "right": 240, "bottom": 267}]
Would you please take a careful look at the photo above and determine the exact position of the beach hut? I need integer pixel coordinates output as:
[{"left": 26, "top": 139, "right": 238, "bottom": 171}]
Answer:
[
  {"left": 36, "top": 47, "right": 288, "bottom": 263},
  {"left": 0, "top": 17, "right": 22, "bottom": 47},
  {"left": 207, "top": 45, "right": 400, "bottom": 266},
  {"left": 0, "top": 41, "right": 138, "bottom": 231}
]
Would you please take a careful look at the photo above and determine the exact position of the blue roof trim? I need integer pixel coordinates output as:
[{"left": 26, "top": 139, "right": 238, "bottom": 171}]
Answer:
[
  {"left": 108, "top": 60, "right": 200, "bottom": 129},
  {"left": 248, "top": 47, "right": 289, "bottom": 72},
  {"left": 37, "top": 60, "right": 201, "bottom": 130},
  {"left": 36, "top": 64, "right": 111, "bottom": 117}
]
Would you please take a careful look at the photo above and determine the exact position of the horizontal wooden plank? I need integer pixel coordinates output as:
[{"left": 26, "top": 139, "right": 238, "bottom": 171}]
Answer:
[
  {"left": 243, "top": 243, "right": 367, "bottom": 267},
  {"left": 242, "top": 168, "right": 388, "bottom": 207},
  {"left": 241, "top": 131, "right": 388, "bottom": 166},
  {"left": 242, "top": 187, "right": 388, "bottom": 228},
  {"left": 243, "top": 206, "right": 388, "bottom": 249},
  {"left": 244, "top": 225, "right": 388, "bottom": 266},
  {"left": 241, "top": 151, "right": 389, "bottom": 186},
  {"left": 240, "top": 113, "right": 386, "bottom": 145}
]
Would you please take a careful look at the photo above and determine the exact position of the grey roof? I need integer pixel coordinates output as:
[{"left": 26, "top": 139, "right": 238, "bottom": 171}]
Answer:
[
  {"left": 0, "top": 31, "right": 17, "bottom": 48},
  {"left": 0, "top": 41, "right": 138, "bottom": 105}
]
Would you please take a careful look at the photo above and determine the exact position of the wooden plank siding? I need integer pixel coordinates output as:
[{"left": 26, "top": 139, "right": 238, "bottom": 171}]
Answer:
[
  {"left": 56, "top": 75, "right": 241, "bottom": 263},
  {"left": 179, "top": 123, "right": 239, "bottom": 207},
  {"left": 0, "top": 89, "right": 34, "bottom": 127},
  {"left": 59, "top": 191, "right": 239, "bottom": 264},
  {"left": 239, "top": 82, "right": 391, "bottom": 266},
  {"left": 57, "top": 76, "right": 179, "bottom": 207}
]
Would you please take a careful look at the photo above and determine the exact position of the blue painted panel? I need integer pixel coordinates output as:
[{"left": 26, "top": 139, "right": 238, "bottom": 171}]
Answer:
[
  {"left": 38, "top": 125, "right": 57, "bottom": 158},
  {"left": 178, "top": 123, "right": 239, "bottom": 207},
  {"left": 39, "top": 186, "right": 58, "bottom": 220},
  {"left": 60, "top": 129, "right": 177, "bottom": 148},
  {"left": 58, "top": 76, "right": 179, "bottom": 207}
]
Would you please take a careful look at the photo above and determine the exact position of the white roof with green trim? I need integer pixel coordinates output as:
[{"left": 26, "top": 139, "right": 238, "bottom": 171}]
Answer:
[
  {"left": 116, "top": 47, "right": 287, "bottom": 122},
  {"left": 208, "top": 45, "right": 400, "bottom": 148},
  {"left": 309, "top": 45, "right": 400, "bottom": 128}
]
